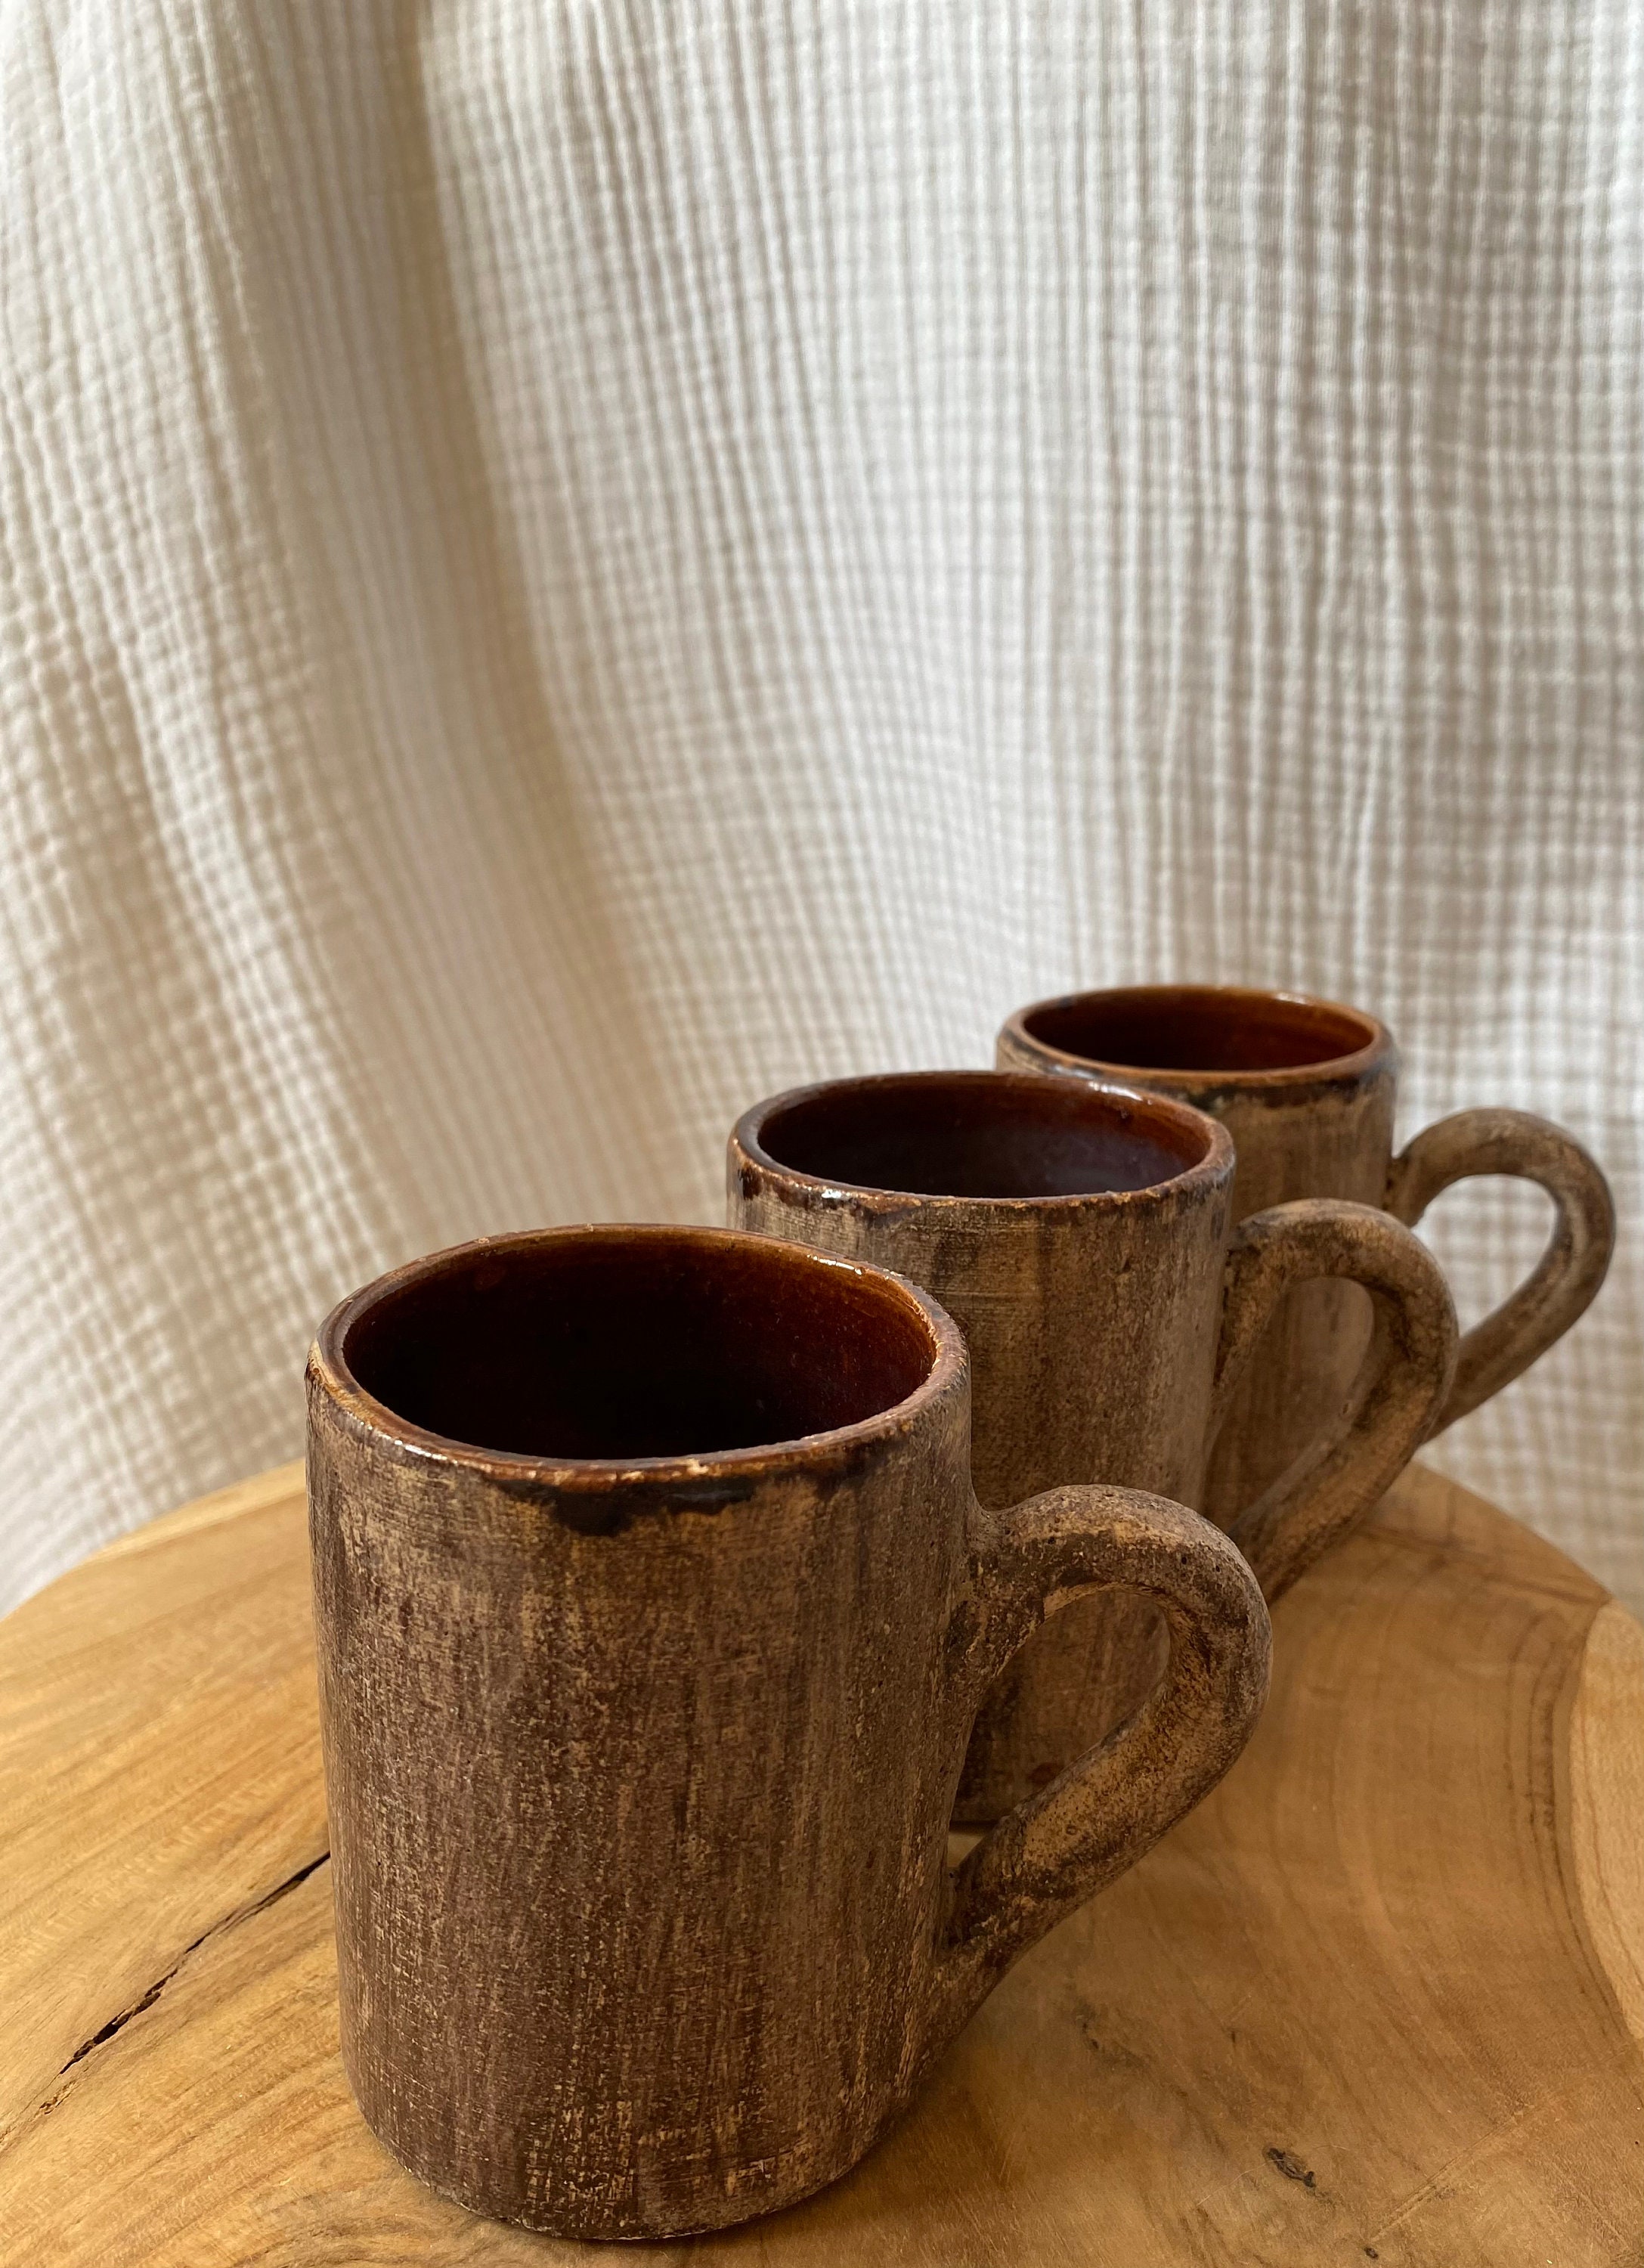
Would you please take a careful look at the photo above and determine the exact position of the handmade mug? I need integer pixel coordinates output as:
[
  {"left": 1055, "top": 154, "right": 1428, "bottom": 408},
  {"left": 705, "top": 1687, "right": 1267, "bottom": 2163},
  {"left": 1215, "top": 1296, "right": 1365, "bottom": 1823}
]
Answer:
[
  {"left": 729, "top": 1073, "right": 1455, "bottom": 1822},
  {"left": 308, "top": 1224, "right": 1269, "bottom": 2240},
  {"left": 997, "top": 985, "right": 1615, "bottom": 1520}
]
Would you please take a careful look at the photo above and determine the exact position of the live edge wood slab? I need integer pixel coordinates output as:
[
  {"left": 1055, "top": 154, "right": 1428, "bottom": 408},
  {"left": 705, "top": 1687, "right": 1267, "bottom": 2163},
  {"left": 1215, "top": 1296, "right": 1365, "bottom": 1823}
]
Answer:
[{"left": 2, "top": 1462, "right": 1642, "bottom": 2265}]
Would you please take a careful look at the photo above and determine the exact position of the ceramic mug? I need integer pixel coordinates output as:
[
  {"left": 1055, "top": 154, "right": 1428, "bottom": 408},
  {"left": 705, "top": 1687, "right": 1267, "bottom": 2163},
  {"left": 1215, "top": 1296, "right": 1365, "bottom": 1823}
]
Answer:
[
  {"left": 729, "top": 1074, "right": 1455, "bottom": 1823},
  {"left": 308, "top": 1223, "right": 1269, "bottom": 2240},
  {"left": 997, "top": 985, "right": 1615, "bottom": 1521}
]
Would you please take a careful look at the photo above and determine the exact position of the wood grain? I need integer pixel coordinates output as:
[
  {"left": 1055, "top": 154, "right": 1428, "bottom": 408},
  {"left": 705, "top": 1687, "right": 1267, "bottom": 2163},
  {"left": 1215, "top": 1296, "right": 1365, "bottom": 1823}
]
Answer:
[
  {"left": 0, "top": 1459, "right": 322, "bottom": 2160},
  {"left": 3, "top": 1461, "right": 1644, "bottom": 2262}
]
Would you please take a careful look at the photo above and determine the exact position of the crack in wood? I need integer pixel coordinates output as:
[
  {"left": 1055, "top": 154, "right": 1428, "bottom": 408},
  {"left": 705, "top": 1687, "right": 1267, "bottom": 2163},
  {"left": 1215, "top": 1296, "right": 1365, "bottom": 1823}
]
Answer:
[{"left": 7, "top": 1851, "right": 333, "bottom": 2151}]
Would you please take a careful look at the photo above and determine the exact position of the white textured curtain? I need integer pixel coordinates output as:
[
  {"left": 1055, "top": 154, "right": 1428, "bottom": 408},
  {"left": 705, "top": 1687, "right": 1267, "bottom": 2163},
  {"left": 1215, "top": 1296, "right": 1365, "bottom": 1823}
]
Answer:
[{"left": 1, "top": 2, "right": 1639, "bottom": 1613}]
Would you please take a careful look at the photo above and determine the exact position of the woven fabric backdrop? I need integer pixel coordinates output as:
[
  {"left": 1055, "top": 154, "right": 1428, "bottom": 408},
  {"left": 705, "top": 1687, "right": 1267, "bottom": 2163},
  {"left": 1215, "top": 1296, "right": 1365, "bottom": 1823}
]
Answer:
[{"left": 2, "top": 1, "right": 1639, "bottom": 1616}]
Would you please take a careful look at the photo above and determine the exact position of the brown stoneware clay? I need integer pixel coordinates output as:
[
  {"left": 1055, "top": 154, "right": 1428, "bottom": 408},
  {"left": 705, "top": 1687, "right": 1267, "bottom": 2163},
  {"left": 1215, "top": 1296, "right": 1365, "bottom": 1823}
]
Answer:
[
  {"left": 729, "top": 1074, "right": 1456, "bottom": 1823},
  {"left": 998, "top": 985, "right": 1615, "bottom": 1522},
  {"left": 307, "top": 1224, "right": 1271, "bottom": 2242}
]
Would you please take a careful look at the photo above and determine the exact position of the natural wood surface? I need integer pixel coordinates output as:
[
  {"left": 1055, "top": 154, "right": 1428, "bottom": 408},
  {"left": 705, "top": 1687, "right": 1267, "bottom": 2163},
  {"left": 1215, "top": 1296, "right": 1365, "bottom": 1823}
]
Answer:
[{"left": 3, "top": 1459, "right": 1643, "bottom": 2262}]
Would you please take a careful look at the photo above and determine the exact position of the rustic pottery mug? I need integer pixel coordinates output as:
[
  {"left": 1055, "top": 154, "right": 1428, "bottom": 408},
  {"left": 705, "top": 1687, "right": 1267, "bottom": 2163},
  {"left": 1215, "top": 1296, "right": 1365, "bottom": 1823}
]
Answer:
[
  {"left": 308, "top": 1224, "right": 1270, "bottom": 2241},
  {"left": 729, "top": 1073, "right": 1456, "bottom": 1822},
  {"left": 997, "top": 986, "right": 1615, "bottom": 1520}
]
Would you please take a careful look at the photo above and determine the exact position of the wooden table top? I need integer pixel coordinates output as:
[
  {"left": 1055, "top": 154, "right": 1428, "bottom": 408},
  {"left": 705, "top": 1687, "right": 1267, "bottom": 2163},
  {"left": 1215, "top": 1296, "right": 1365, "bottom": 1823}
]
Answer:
[{"left": 2, "top": 1460, "right": 1642, "bottom": 2263}]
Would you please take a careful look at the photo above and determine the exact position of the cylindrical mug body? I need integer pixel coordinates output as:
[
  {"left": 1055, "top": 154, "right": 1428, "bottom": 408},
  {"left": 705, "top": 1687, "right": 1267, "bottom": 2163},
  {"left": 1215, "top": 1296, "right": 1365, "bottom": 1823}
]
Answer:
[
  {"left": 729, "top": 1073, "right": 1235, "bottom": 1817},
  {"left": 998, "top": 989, "right": 1398, "bottom": 1519},
  {"left": 308, "top": 1225, "right": 971, "bottom": 2240}
]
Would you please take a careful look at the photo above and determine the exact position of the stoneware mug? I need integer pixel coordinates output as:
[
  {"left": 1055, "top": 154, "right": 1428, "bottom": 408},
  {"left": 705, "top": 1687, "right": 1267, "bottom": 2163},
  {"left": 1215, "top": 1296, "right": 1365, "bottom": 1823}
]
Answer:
[
  {"left": 729, "top": 1073, "right": 1456, "bottom": 1823},
  {"left": 308, "top": 1223, "right": 1270, "bottom": 2241},
  {"left": 997, "top": 985, "right": 1615, "bottom": 1520}
]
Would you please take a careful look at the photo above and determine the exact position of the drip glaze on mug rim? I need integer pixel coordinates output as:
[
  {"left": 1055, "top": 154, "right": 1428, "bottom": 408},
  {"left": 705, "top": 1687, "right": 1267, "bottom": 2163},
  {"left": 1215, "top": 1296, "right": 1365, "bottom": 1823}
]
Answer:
[
  {"left": 1006, "top": 984, "right": 1395, "bottom": 1089},
  {"left": 311, "top": 1222, "right": 963, "bottom": 1489},
  {"left": 735, "top": 1067, "right": 1234, "bottom": 1210}
]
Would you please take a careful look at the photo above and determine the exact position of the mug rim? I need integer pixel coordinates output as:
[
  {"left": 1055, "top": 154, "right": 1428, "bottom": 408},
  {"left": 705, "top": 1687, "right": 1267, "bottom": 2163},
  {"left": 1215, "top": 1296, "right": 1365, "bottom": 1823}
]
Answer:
[
  {"left": 733, "top": 1067, "right": 1234, "bottom": 1211},
  {"left": 310, "top": 1223, "right": 964, "bottom": 1489},
  {"left": 1002, "top": 984, "right": 1394, "bottom": 1089}
]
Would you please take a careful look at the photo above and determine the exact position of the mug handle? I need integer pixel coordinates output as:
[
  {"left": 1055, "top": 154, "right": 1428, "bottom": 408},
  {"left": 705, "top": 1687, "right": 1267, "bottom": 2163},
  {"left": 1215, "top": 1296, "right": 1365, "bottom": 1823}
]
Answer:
[
  {"left": 1207, "top": 1199, "right": 1457, "bottom": 1602},
  {"left": 1382, "top": 1109, "right": 1615, "bottom": 1433},
  {"left": 927, "top": 1483, "right": 1269, "bottom": 2046}
]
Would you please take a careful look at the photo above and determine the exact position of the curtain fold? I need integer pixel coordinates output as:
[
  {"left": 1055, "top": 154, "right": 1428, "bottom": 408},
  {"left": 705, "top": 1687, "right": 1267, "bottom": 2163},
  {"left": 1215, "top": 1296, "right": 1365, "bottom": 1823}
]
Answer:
[{"left": 1, "top": 0, "right": 1638, "bottom": 1611}]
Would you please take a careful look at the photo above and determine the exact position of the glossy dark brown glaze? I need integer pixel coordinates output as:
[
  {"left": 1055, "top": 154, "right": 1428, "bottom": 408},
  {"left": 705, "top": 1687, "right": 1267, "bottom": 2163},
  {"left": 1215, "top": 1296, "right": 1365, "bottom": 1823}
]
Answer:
[
  {"left": 753, "top": 1070, "right": 1212, "bottom": 1201},
  {"left": 341, "top": 1227, "right": 935, "bottom": 1462},
  {"left": 1001, "top": 984, "right": 1615, "bottom": 1506},
  {"left": 730, "top": 1075, "right": 1452, "bottom": 1817},
  {"left": 1016, "top": 986, "right": 1383, "bottom": 1084},
  {"left": 308, "top": 1225, "right": 1270, "bottom": 2239}
]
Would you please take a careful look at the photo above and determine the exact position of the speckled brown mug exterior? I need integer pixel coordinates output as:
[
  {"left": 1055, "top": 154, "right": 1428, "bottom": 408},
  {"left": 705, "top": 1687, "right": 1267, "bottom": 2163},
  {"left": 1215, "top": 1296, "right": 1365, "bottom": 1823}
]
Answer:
[
  {"left": 308, "top": 1225, "right": 1270, "bottom": 2242},
  {"left": 998, "top": 986, "right": 1616, "bottom": 1522},
  {"left": 729, "top": 1074, "right": 1455, "bottom": 1823}
]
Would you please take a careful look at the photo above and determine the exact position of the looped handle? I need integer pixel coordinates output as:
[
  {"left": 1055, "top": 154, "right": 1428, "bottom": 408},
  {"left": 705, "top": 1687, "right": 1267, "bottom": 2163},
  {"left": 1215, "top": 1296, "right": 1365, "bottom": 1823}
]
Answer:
[
  {"left": 1383, "top": 1109, "right": 1615, "bottom": 1433},
  {"left": 1210, "top": 1199, "right": 1457, "bottom": 1602},
  {"left": 926, "top": 1485, "right": 1269, "bottom": 2051}
]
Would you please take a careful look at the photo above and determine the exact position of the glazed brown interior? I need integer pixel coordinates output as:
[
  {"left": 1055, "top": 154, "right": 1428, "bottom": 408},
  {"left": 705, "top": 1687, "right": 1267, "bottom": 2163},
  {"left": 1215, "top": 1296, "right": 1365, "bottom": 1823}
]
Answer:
[
  {"left": 340, "top": 1231, "right": 937, "bottom": 1461},
  {"left": 1021, "top": 987, "right": 1378, "bottom": 1076},
  {"left": 751, "top": 1072, "right": 1212, "bottom": 1199}
]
